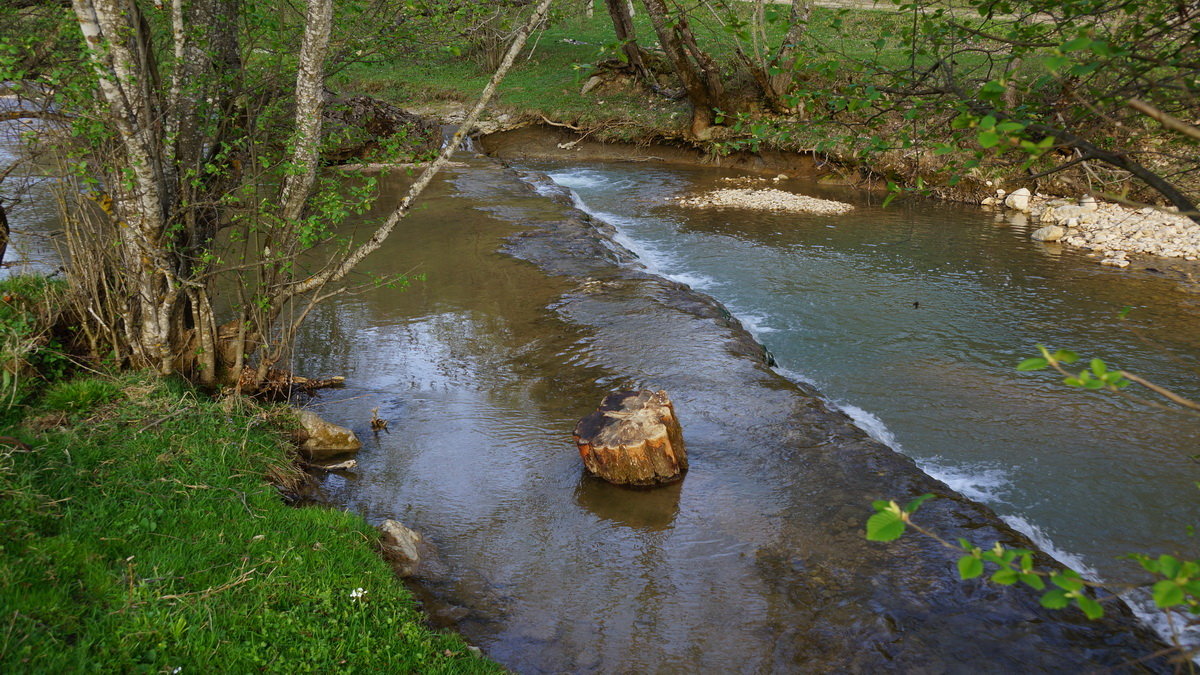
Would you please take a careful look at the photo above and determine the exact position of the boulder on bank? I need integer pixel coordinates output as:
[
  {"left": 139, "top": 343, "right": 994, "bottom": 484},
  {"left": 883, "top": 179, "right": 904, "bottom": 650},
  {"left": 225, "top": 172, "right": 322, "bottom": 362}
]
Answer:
[
  {"left": 573, "top": 390, "right": 687, "bottom": 485},
  {"left": 1004, "top": 187, "right": 1031, "bottom": 212},
  {"left": 377, "top": 519, "right": 424, "bottom": 577},
  {"left": 295, "top": 409, "right": 362, "bottom": 461},
  {"left": 1031, "top": 225, "right": 1066, "bottom": 242}
]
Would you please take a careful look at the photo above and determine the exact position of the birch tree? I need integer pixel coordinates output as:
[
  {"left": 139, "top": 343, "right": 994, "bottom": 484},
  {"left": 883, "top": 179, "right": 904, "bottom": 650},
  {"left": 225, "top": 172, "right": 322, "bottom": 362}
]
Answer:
[{"left": 48, "top": 0, "right": 554, "bottom": 388}]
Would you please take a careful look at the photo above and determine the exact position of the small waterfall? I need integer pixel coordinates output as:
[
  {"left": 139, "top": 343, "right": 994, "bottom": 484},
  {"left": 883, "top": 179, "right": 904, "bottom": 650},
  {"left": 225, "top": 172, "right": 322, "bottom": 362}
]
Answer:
[{"left": 440, "top": 125, "right": 478, "bottom": 154}]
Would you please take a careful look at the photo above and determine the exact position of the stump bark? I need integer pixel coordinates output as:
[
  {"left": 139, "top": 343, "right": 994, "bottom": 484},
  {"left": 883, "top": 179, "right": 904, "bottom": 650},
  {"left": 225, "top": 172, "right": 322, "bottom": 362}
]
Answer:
[{"left": 573, "top": 390, "right": 687, "bottom": 485}]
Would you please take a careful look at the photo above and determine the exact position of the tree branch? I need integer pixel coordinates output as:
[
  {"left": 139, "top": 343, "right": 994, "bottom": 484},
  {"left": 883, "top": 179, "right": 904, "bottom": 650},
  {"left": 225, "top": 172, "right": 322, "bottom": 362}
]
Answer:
[{"left": 1127, "top": 98, "right": 1200, "bottom": 142}]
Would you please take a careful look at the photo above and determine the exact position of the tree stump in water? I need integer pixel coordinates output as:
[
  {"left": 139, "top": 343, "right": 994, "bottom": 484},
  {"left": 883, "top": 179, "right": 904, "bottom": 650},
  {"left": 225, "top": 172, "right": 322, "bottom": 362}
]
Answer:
[{"left": 573, "top": 390, "right": 687, "bottom": 485}]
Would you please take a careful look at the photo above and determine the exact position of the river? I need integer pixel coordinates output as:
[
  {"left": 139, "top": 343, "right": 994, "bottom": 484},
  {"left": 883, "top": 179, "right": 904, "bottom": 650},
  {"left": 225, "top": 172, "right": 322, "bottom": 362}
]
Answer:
[
  {"left": 291, "top": 150, "right": 1193, "bottom": 671},
  {"left": 4, "top": 108, "right": 1192, "bottom": 667}
]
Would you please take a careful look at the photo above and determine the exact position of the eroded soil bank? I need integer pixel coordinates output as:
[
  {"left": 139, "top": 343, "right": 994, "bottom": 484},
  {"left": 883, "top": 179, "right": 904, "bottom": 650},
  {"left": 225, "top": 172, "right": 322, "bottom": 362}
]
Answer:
[{"left": 296, "top": 155, "right": 1172, "bottom": 672}]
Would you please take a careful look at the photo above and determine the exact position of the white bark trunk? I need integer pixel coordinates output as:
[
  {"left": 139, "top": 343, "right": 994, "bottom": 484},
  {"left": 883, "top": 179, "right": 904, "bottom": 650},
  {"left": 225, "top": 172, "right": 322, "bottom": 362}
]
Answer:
[
  {"left": 279, "top": 0, "right": 556, "bottom": 302},
  {"left": 73, "top": 0, "right": 176, "bottom": 370},
  {"left": 279, "top": 0, "right": 334, "bottom": 224}
]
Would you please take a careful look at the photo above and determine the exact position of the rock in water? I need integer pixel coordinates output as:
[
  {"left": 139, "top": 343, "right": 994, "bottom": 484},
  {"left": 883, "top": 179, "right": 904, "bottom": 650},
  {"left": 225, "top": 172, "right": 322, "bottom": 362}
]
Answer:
[
  {"left": 296, "top": 409, "right": 362, "bottom": 461},
  {"left": 573, "top": 390, "right": 687, "bottom": 485},
  {"left": 377, "top": 519, "right": 423, "bottom": 577},
  {"left": 1031, "top": 225, "right": 1066, "bottom": 242}
]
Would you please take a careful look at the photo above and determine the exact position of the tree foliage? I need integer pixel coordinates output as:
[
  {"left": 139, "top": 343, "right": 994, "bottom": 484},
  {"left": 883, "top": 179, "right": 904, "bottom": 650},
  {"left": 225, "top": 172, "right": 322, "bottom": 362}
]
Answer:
[{"left": 0, "top": 0, "right": 553, "bottom": 388}]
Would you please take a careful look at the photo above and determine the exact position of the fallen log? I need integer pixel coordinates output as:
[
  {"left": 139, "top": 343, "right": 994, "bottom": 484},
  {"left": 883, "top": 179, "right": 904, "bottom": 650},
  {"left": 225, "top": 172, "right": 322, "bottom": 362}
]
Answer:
[{"left": 573, "top": 389, "right": 687, "bottom": 485}]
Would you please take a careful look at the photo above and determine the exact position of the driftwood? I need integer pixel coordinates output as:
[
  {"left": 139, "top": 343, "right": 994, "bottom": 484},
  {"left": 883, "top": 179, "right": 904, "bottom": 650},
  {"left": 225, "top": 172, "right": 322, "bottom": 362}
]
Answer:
[
  {"left": 237, "top": 367, "right": 345, "bottom": 399},
  {"left": 573, "top": 390, "right": 687, "bottom": 485}
]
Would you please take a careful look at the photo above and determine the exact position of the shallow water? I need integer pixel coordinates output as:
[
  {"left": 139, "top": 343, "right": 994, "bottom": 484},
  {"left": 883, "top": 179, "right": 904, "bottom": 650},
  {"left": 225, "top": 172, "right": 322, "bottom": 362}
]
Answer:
[
  {"left": 0, "top": 107, "right": 63, "bottom": 277},
  {"left": 4, "top": 110, "right": 1187, "bottom": 667},
  {"left": 531, "top": 161, "right": 1200, "bottom": 582},
  {"left": 293, "top": 157, "right": 1179, "bottom": 671}
]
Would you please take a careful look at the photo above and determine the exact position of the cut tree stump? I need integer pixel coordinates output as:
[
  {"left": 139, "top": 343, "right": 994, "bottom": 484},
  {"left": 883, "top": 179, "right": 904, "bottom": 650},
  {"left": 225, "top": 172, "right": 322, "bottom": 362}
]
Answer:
[{"left": 573, "top": 390, "right": 687, "bottom": 485}]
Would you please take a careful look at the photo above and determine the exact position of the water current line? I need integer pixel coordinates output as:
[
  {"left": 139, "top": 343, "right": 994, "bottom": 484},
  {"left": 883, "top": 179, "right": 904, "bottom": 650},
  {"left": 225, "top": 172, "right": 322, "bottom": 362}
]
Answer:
[{"left": 525, "top": 167, "right": 1199, "bottom": 657}]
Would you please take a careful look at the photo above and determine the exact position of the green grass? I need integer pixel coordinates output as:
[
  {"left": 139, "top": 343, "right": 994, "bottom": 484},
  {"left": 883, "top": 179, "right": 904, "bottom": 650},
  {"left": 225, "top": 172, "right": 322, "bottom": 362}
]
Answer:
[
  {"left": 0, "top": 370, "right": 500, "bottom": 673},
  {"left": 333, "top": 1, "right": 917, "bottom": 142}
]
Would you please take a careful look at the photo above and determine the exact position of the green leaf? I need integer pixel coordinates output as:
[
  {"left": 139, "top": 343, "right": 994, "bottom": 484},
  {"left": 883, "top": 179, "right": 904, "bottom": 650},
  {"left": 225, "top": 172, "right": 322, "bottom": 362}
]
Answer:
[
  {"left": 1042, "top": 54, "right": 1070, "bottom": 71},
  {"left": 904, "top": 493, "right": 935, "bottom": 514},
  {"left": 1041, "top": 589, "right": 1070, "bottom": 609},
  {"left": 977, "top": 130, "right": 1001, "bottom": 149},
  {"left": 951, "top": 113, "right": 974, "bottom": 130},
  {"left": 1090, "top": 358, "right": 1107, "bottom": 376},
  {"left": 1153, "top": 579, "right": 1185, "bottom": 608},
  {"left": 1051, "top": 570, "right": 1085, "bottom": 591},
  {"left": 1021, "top": 573, "right": 1046, "bottom": 590},
  {"left": 1075, "top": 593, "right": 1104, "bottom": 619},
  {"left": 866, "top": 510, "right": 906, "bottom": 541},
  {"left": 1158, "top": 554, "right": 1181, "bottom": 579},
  {"left": 1062, "top": 36, "right": 1093, "bottom": 52},
  {"left": 992, "top": 568, "right": 1020, "bottom": 585},
  {"left": 1069, "top": 62, "right": 1102, "bottom": 77},
  {"left": 1053, "top": 350, "right": 1079, "bottom": 364},
  {"left": 978, "top": 115, "right": 997, "bottom": 130},
  {"left": 1017, "top": 358, "right": 1048, "bottom": 371},
  {"left": 958, "top": 555, "right": 984, "bottom": 579},
  {"left": 1133, "top": 554, "right": 1159, "bottom": 574}
]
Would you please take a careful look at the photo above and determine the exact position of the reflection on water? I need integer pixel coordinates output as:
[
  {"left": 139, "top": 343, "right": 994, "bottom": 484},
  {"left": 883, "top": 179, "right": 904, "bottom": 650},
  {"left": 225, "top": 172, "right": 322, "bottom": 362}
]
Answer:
[
  {"left": 295, "top": 158, "right": 1172, "bottom": 671},
  {"left": 0, "top": 108, "right": 63, "bottom": 277}
]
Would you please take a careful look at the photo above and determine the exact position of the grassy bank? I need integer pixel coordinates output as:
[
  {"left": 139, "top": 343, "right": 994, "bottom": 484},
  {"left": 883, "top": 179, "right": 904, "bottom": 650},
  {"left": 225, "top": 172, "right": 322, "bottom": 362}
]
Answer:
[
  {"left": 0, "top": 283, "right": 497, "bottom": 672},
  {"left": 337, "top": 1, "right": 1198, "bottom": 209},
  {"left": 336, "top": 2, "right": 907, "bottom": 146}
]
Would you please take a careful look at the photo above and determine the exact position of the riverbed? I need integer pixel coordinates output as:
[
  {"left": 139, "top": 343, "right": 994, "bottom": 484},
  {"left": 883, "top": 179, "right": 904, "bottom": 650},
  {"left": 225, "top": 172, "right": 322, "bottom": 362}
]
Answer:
[{"left": 292, "top": 152, "right": 1189, "bottom": 671}]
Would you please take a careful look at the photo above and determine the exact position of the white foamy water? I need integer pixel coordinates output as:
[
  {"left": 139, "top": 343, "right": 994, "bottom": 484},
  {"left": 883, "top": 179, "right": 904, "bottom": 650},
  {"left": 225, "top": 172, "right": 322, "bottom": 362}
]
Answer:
[
  {"left": 1001, "top": 514, "right": 1097, "bottom": 577},
  {"left": 921, "top": 459, "right": 1013, "bottom": 505},
  {"left": 556, "top": 183, "right": 720, "bottom": 291}
]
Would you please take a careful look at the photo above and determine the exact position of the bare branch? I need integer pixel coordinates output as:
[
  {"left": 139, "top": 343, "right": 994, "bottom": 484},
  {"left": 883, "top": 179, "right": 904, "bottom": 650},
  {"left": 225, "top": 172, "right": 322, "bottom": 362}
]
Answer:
[{"left": 1127, "top": 98, "right": 1200, "bottom": 142}]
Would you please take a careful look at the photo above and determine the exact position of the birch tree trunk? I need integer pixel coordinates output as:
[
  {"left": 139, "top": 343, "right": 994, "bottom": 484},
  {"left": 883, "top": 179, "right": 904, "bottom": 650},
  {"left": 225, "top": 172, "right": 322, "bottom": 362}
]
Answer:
[
  {"left": 72, "top": 0, "right": 178, "bottom": 374},
  {"left": 62, "top": 0, "right": 557, "bottom": 390}
]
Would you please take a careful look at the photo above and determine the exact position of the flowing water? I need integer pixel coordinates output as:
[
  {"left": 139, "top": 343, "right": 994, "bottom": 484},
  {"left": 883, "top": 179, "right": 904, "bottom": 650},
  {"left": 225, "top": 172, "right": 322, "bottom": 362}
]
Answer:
[
  {"left": 529, "top": 161, "right": 1200, "bottom": 580},
  {"left": 3, "top": 112, "right": 1191, "bottom": 668},
  {"left": 292, "top": 154, "right": 1193, "bottom": 671}
]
